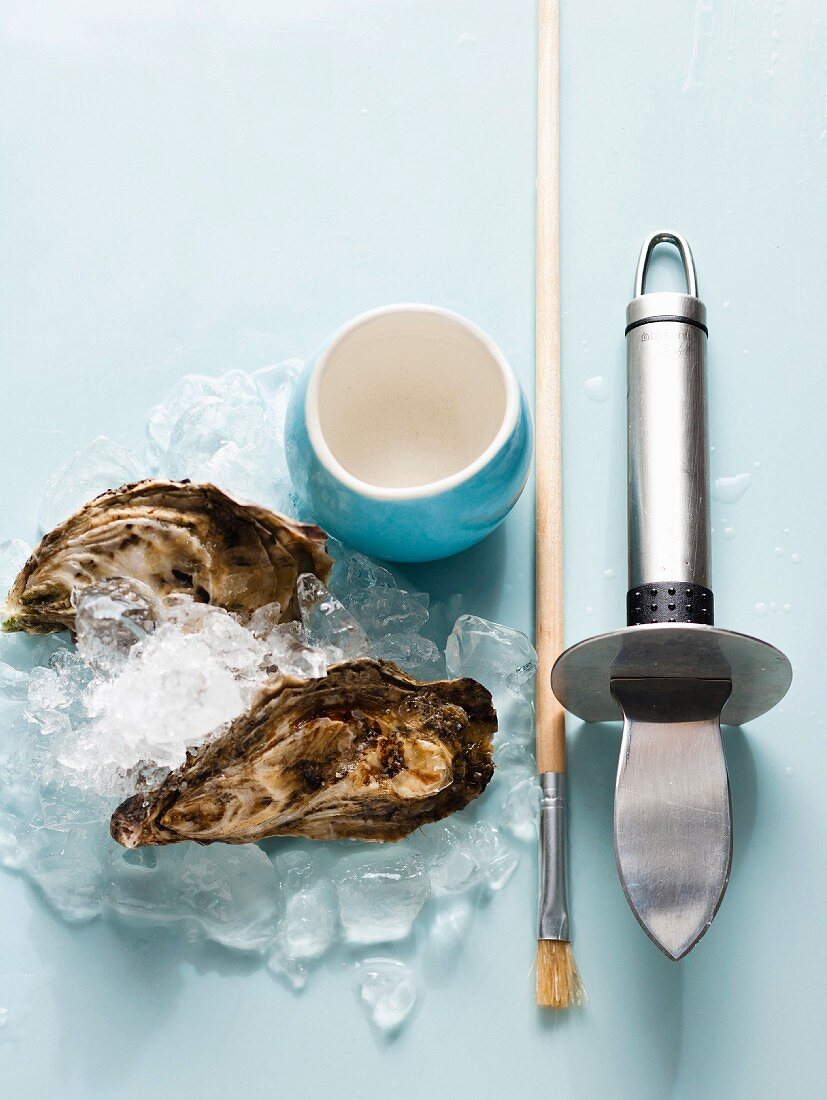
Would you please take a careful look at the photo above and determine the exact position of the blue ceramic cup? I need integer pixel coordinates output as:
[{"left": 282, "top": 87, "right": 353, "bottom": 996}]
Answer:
[{"left": 285, "top": 304, "right": 532, "bottom": 562}]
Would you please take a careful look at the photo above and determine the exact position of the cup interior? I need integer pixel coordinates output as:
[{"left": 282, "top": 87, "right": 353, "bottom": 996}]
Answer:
[{"left": 311, "top": 308, "right": 513, "bottom": 494}]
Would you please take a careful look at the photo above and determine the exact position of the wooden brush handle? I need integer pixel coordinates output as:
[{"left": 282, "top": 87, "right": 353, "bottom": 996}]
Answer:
[{"left": 535, "top": 0, "right": 565, "bottom": 776}]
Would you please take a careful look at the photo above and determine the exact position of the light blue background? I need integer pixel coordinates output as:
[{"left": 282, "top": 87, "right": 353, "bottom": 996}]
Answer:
[{"left": 1, "top": 2, "right": 824, "bottom": 1097}]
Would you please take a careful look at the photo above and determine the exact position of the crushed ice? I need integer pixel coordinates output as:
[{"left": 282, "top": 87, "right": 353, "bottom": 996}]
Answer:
[{"left": 0, "top": 363, "right": 538, "bottom": 1036}]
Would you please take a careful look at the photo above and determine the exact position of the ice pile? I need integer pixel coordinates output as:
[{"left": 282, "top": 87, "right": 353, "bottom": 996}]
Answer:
[{"left": 0, "top": 363, "right": 539, "bottom": 1036}]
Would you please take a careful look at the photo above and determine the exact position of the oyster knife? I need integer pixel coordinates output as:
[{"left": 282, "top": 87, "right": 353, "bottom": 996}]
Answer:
[{"left": 551, "top": 232, "right": 791, "bottom": 959}]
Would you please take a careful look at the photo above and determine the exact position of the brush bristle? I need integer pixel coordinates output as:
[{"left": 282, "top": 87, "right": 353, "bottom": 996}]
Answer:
[{"left": 536, "top": 939, "right": 584, "bottom": 1009}]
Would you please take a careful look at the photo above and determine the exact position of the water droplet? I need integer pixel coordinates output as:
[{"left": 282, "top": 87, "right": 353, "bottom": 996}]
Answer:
[
  {"left": 783, "top": 603, "right": 792, "bottom": 613},
  {"left": 769, "top": 601, "right": 778, "bottom": 612},
  {"left": 585, "top": 606, "right": 594, "bottom": 616},
  {"left": 603, "top": 568, "right": 616, "bottom": 580},
  {"left": 457, "top": 32, "right": 477, "bottom": 47},
  {"left": 359, "top": 108, "right": 369, "bottom": 116},
  {"left": 784, "top": 766, "right": 794, "bottom": 778},
  {"left": 741, "top": 348, "right": 749, "bottom": 356},
  {"left": 0, "top": 1007, "right": 7, "bottom": 1027},
  {"left": 722, "top": 300, "right": 731, "bottom": 309},
  {"left": 724, "top": 526, "right": 735, "bottom": 539},
  {"left": 755, "top": 602, "right": 768, "bottom": 617},
  {"left": 774, "top": 546, "right": 783, "bottom": 556},
  {"left": 791, "top": 553, "right": 802, "bottom": 564},
  {"left": 712, "top": 473, "right": 751, "bottom": 503},
  {"left": 584, "top": 376, "right": 609, "bottom": 402}
]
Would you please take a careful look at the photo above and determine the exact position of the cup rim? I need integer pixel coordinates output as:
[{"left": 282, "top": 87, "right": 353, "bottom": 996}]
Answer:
[{"left": 305, "top": 303, "right": 520, "bottom": 502}]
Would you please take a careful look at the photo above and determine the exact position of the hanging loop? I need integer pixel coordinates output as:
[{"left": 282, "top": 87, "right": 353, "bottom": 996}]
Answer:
[{"left": 634, "top": 231, "right": 698, "bottom": 299}]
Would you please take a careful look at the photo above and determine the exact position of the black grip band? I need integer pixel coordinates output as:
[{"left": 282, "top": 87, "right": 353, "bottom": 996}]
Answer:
[{"left": 627, "top": 582, "right": 714, "bottom": 626}]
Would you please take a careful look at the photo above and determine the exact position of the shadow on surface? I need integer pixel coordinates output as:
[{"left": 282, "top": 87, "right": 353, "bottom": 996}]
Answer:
[
  {"left": 723, "top": 725, "right": 758, "bottom": 860},
  {"left": 568, "top": 721, "right": 683, "bottom": 1096}
]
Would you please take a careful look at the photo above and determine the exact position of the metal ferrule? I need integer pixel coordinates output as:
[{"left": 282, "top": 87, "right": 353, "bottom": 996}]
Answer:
[{"left": 537, "top": 771, "right": 570, "bottom": 941}]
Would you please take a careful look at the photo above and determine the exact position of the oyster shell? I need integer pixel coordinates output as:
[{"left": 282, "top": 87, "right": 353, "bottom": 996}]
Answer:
[
  {"left": 111, "top": 659, "right": 496, "bottom": 847},
  {"left": 2, "top": 480, "right": 331, "bottom": 634}
]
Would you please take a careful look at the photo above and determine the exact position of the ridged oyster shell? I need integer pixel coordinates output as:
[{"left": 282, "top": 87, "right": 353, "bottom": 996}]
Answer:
[
  {"left": 2, "top": 480, "right": 331, "bottom": 634},
  {"left": 111, "top": 659, "right": 496, "bottom": 847}
]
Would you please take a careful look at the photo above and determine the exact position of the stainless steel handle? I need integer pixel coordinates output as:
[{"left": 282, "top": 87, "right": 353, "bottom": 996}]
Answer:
[
  {"left": 625, "top": 233, "right": 712, "bottom": 605},
  {"left": 634, "top": 230, "right": 698, "bottom": 298}
]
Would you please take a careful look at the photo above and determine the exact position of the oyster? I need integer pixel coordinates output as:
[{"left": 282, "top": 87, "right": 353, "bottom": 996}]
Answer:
[
  {"left": 111, "top": 659, "right": 496, "bottom": 847},
  {"left": 3, "top": 480, "right": 331, "bottom": 634}
]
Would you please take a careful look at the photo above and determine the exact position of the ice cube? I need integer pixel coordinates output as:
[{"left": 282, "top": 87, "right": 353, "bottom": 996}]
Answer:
[
  {"left": 326, "top": 542, "right": 397, "bottom": 595},
  {"left": 446, "top": 614, "right": 537, "bottom": 746},
  {"left": 369, "top": 633, "right": 440, "bottom": 675},
  {"left": 73, "top": 578, "right": 160, "bottom": 673},
  {"left": 501, "top": 776, "right": 540, "bottom": 842},
  {"left": 483, "top": 843, "right": 519, "bottom": 892},
  {"left": 103, "top": 844, "right": 183, "bottom": 921},
  {"left": 248, "top": 602, "right": 286, "bottom": 638},
  {"left": 280, "top": 881, "right": 337, "bottom": 960},
  {"left": 506, "top": 660, "right": 536, "bottom": 697},
  {"left": 425, "top": 820, "right": 517, "bottom": 896},
  {"left": 38, "top": 437, "right": 147, "bottom": 533},
  {"left": 0, "top": 538, "right": 32, "bottom": 597},
  {"left": 427, "top": 824, "right": 485, "bottom": 896},
  {"left": 178, "top": 843, "right": 280, "bottom": 952},
  {"left": 298, "top": 574, "right": 369, "bottom": 660},
  {"left": 255, "top": 618, "right": 328, "bottom": 680},
  {"left": 356, "top": 957, "right": 418, "bottom": 1035},
  {"left": 470, "top": 821, "right": 519, "bottom": 891},
  {"left": 161, "top": 395, "right": 267, "bottom": 479},
  {"left": 251, "top": 359, "right": 303, "bottom": 419},
  {"left": 191, "top": 440, "right": 293, "bottom": 513},
  {"left": 146, "top": 373, "right": 224, "bottom": 459},
  {"left": 26, "top": 651, "right": 92, "bottom": 739},
  {"left": 275, "top": 851, "right": 338, "bottom": 960},
  {"left": 147, "top": 369, "right": 259, "bottom": 455},
  {"left": 446, "top": 615, "right": 537, "bottom": 698},
  {"left": 336, "top": 850, "right": 430, "bottom": 944},
  {"left": 345, "top": 587, "right": 429, "bottom": 644},
  {"left": 493, "top": 740, "right": 535, "bottom": 786}
]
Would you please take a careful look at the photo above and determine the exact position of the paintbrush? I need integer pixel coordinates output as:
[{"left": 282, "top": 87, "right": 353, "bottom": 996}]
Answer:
[{"left": 534, "top": 0, "right": 583, "bottom": 1009}]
